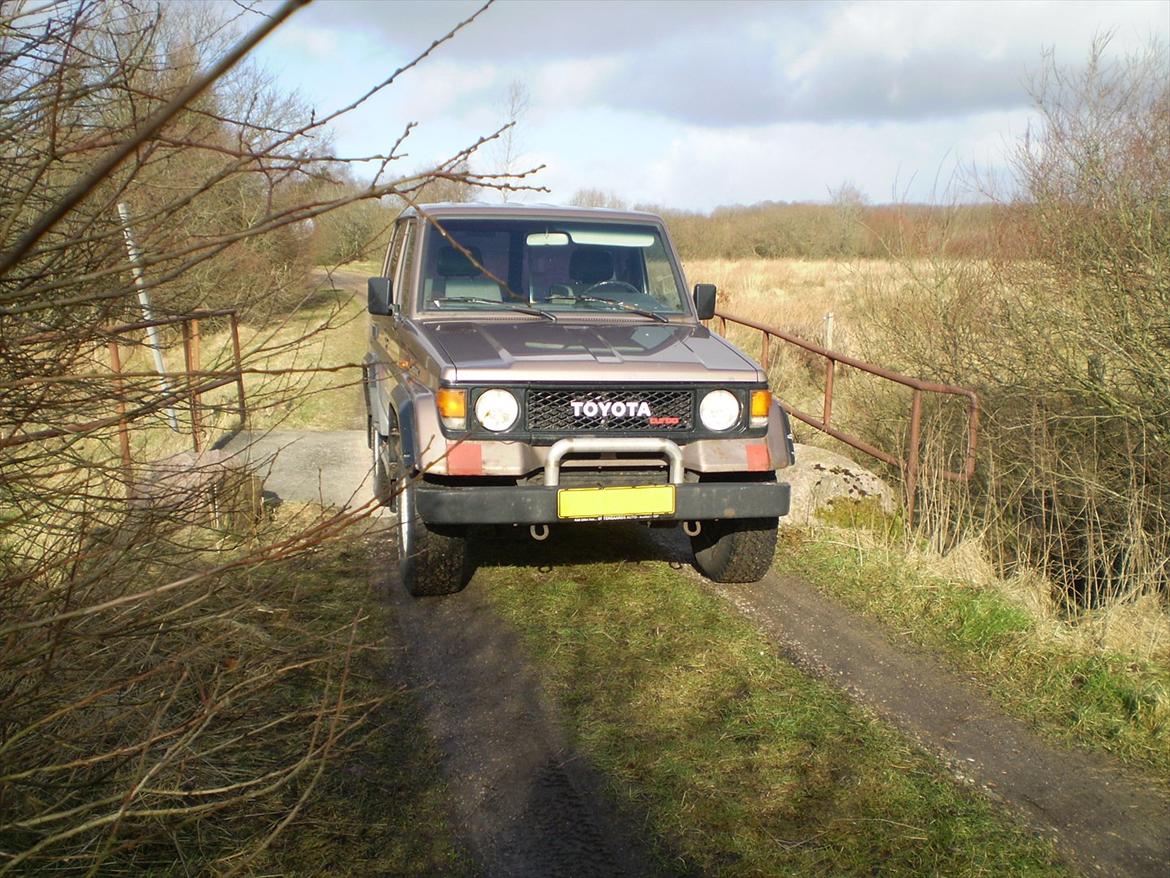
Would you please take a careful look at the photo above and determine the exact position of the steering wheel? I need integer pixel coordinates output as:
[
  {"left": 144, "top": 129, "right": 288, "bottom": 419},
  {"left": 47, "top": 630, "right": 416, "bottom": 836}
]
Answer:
[{"left": 583, "top": 279, "right": 641, "bottom": 296}]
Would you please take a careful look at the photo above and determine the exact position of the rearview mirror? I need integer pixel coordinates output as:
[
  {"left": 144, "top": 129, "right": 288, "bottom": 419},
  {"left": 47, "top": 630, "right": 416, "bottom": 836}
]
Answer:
[
  {"left": 693, "top": 283, "right": 716, "bottom": 320},
  {"left": 368, "top": 277, "right": 393, "bottom": 316}
]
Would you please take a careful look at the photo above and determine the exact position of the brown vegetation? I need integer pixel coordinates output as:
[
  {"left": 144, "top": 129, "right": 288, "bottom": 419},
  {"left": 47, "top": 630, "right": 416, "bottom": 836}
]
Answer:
[
  {"left": 855, "top": 39, "right": 1169, "bottom": 612},
  {"left": 0, "top": 1, "right": 525, "bottom": 871},
  {"left": 705, "top": 40, "right": 1168, "bottom": 618}
]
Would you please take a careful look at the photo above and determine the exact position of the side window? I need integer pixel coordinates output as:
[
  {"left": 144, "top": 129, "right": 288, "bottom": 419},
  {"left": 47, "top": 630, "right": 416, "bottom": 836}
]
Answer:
[
  {"left": 644, "top": 237, "right": 682, "bottom": 308},
  {"left": 395, "top": 221, "right": 417, "bottom": 305},
  {"left": 383, "top": 222, "right": 406, "bottom": 279}
]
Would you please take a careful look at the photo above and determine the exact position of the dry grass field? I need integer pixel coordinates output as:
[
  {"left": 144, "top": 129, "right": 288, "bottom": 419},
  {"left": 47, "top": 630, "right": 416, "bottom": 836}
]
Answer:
[
  {"left": 683, "top": 257, "right": 893, "bottom": 346},
  {"left": 685, "top": 257, "right": 1169, "bottom": 664}
]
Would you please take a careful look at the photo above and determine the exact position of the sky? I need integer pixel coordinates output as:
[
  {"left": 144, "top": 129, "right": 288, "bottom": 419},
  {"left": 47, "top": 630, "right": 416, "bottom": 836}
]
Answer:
[{"left": 246, "top": 0, "right": 1170, "bottom": 211}]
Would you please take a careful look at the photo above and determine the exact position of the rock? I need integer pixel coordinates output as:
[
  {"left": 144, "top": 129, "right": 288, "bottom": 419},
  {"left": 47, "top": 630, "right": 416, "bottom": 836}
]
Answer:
[
  {"left": 783, "top": 443, "right": 896, "bottom": 526},
  {"left": 129, "top": 448, "right": 264, "bottom": 531}
]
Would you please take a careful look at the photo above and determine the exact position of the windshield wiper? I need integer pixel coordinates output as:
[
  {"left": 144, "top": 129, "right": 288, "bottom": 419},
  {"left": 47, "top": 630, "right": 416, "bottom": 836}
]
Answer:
[
  {"left": 432, "top": 297, "right": 557, "bottom": 322},
  {"left": 544, "top": 294, "right": 668, "bottom": 323}
]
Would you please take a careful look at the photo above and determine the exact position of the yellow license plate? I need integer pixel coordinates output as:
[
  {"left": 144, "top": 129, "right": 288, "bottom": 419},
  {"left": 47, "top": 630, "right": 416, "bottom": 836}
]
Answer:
[{"left": 556, "top": 485, "right": 676, "bottom": 520}]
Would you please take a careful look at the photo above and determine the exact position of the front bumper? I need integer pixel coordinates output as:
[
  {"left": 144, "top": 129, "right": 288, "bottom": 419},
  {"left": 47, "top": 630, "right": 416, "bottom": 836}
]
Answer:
[{"left": 414, "top": 480, "right": 790, "bottom": 525}]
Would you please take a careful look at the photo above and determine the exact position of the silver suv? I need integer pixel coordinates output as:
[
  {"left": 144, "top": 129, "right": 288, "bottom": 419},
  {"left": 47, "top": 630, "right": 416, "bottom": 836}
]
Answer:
[{"left": 364, "top": 203, "right": 793, "bottom": 596}]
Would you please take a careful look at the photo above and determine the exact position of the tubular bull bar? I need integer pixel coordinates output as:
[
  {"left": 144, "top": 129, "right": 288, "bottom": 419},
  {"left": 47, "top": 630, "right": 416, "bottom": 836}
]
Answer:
[{"left": 414, "top": 436, "right": 790, "bottom": 525}]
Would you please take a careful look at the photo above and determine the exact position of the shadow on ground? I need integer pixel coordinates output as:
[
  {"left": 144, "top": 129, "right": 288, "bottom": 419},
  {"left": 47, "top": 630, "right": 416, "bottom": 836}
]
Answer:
[{"left": 470, "top": 521, "right": 693, "bottom": 574}]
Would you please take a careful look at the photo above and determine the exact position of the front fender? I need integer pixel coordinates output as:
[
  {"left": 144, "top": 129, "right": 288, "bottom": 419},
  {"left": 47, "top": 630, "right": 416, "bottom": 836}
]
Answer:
[{"left": 767, "top": 401, "right": 796, "bottom": 469}]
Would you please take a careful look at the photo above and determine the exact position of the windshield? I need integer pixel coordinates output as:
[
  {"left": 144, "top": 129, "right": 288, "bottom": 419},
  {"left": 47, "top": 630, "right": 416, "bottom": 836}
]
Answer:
[{"left": 417, "top": 219, "right": 689, "bottom": 318}]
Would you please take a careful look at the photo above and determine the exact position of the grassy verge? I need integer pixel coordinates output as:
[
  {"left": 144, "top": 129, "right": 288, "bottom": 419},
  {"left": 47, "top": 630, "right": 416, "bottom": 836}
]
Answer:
[
  {"left": 236, "top": 285, "right": 369, "bottom": 433},
  {"left": 781, "top": 525, "right": 1170, "bottom": 782},
  {"left": 243, "top": 523, "right": 468, "bottom": 875},
  {"left": 479, "top": 559, "right": 1068, "bottom": 877},
  {"left": 1, "top": 512, "right": 468, "bottom": 876}
]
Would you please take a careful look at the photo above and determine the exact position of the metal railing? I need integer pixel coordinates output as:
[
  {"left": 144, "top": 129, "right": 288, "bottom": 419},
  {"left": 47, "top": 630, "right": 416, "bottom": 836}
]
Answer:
[
  {"left": 713, "top": 310, "right": 980, "bottom": 524},
  {"left": 4, "top": 309, "right": 247, "bottom": 467}
]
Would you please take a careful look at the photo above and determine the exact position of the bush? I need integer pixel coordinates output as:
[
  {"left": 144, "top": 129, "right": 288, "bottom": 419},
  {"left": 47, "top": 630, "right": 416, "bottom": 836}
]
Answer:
[{"left": 855, "top": 39, "right": 1169, "bottom": 609}]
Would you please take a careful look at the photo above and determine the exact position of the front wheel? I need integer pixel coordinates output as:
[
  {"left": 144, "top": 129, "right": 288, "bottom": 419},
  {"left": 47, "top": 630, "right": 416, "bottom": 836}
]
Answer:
[
  {"left": 690, "top": 517, "right": 778, "bottom": 583},
  {"left": 397, "top": 478, "right": 469, "bottom": 597}
]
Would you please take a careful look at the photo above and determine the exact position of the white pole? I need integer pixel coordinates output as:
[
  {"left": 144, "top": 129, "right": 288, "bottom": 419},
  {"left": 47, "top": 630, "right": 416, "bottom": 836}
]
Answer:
[
  {"left": 824, "top": 311, "right": 835, "bottom": 350},
  {"left": 117, "top": 202, "right": 179, "bottom": 430}
]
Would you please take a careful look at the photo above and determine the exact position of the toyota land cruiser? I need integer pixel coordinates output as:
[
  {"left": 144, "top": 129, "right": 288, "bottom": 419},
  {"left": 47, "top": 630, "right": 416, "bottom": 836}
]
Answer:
[{"left": 364, "top": 203, "right": 793, "bottom": 596}]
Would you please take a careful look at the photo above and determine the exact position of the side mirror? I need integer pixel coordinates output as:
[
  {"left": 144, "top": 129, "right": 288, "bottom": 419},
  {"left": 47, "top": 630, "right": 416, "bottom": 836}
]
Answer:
[
  {"left": 693, "top": 283, "right": 716, "bottom": 321},
  {"left": 367, "top": 277, "right": 393, "bottom": 316}
]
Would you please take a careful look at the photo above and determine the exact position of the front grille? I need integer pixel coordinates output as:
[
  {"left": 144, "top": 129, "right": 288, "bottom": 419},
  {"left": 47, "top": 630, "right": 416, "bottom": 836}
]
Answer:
[{"left": 526, "top": 387, "right": 693, "bottom": 433}]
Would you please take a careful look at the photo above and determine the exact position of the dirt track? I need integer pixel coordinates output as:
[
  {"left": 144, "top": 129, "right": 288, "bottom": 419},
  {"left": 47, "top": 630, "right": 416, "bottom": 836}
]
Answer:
[
  {"left": 244, "top": 428, "right": 1170, "bottom": 877},
  {"left": 371, "top": 536, "right": 677, "bottom": 878}
]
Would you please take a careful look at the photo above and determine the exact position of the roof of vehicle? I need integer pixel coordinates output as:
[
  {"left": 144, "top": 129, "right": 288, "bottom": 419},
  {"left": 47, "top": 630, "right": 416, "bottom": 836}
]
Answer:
[{"left": 400, "top": 201, "right": 665, "bottom": 224}]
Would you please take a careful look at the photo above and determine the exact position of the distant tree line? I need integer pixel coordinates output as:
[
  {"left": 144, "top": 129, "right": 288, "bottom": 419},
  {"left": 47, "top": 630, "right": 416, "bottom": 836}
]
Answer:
[{"left": 650, "top": 201, "right": 1026, "bottom": 261}]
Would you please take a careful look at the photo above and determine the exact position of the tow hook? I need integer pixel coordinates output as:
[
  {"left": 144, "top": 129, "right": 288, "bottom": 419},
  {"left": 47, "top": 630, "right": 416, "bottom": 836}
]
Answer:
[
  {"left": 682, "top": 520, "right": 702, "bottom": 537},
  {"left": 529, "top": 524, "right": 550, "bottom": 541}
]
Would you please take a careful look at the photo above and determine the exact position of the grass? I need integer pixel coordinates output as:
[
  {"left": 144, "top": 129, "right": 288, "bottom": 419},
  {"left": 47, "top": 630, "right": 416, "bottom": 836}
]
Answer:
[
  {"left": 236, "top": 284, "right": 369, "bottom": 433},
  {"left": 782, "top": 519, "right": 1170, "bottom": 783},
  {"left": 0, "top": 502, "right": 469, "bottom": 875},
  {"left": 478, "top": 558, "right": 1069, "bottom": 877},
  {"left": 241, "top": 522, "right": 469, "bottom": 876},
  {"left": 113, "top": 275, "right": 370, "bottom": 468}
]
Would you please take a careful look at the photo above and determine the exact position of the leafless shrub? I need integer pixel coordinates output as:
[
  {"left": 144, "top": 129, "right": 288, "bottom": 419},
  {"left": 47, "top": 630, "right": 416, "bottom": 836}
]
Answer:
[
  {"left": 0, "top": 0, "right": 539, "bottom": 870},
  {"left": 855, "top": 37, "right": 1169, "bottom": 611}
]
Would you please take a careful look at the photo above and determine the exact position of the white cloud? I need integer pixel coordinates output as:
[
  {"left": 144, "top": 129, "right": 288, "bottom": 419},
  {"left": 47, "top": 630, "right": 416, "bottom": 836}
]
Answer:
[
  {"left": 267, "top": 22, "right": 340, "bottom": 59},
  {"left": 251, "top": 0, "right": 1169, "bottom": 208}
]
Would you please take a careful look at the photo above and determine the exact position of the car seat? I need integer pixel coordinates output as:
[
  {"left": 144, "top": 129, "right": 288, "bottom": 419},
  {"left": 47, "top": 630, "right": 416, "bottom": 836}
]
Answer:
[
  {"left": 434, "top": 245, "right": 504, "bottom": 301},
  {"left": 568, "top": 248, "right": 614, "bottom": 290}
]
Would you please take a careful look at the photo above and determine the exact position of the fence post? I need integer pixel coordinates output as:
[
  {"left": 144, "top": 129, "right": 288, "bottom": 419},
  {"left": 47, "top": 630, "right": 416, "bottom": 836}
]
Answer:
[
  {"left": 823, "top": 357, "right": 835, "bottom": 428},
  {"left": 107, "top": 339, "right": 132, "bottom": 478},
  {"left": 824, "top": 311, "right": 835, "bottom": 350},
  {"left": 229, "top": 311, "right": 247, "bottom": 426},
  {"left": 181, "top": 320, "right": 202, "bottom": 453},
  {"left": 905, "top": 389, "right": 923, "bottom": 527}
]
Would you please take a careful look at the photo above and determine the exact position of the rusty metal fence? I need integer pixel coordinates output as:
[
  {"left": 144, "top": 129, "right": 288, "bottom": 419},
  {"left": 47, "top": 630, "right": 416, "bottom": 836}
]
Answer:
[
  {"left": 3, "top": 309, "right": 247, "bottom": 467},
  {"left": 713, "top": 311, "right": 980, "bottom": 523}
]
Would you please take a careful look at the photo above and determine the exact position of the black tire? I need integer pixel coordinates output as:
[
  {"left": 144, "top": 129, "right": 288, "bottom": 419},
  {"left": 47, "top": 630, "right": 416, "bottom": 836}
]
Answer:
[
  {"left": 690, "top": 517, "right": 778, "bottom": 583},
  {"left": 396, "top": 477, "right": 469, "bottom": 597}
]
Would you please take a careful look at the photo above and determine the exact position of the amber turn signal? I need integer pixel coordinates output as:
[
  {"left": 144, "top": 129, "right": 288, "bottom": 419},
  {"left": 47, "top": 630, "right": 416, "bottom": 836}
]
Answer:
[
  {"left": 750, "top": 389, "right": 771, "bottom": 427},
  {"left": 437, "top": 388, "right": 467, "bottom": 429}
]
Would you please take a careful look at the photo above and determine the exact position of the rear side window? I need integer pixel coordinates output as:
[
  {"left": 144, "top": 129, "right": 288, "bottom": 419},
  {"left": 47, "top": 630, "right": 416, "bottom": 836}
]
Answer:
[{"left": 383, "top": 222, "right": 405, "bottom": 279}]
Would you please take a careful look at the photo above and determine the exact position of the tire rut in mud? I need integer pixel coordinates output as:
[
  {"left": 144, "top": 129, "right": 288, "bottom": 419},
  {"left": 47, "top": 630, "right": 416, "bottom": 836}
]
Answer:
[
  {"left": 699, "top": 549, "right": 1170, "bottom": 878},
  {"left": 369, "top": 534, "right": 674, "bottom": 878}
]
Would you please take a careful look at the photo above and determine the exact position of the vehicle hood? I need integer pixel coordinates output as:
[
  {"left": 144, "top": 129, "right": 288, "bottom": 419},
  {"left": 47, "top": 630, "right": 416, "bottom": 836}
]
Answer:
[{"left": 421, "top": 320, "right": 763, "bottom": 384}]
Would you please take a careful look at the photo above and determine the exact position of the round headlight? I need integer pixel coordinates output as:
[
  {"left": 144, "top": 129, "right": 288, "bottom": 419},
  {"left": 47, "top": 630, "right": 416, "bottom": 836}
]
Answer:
[
  {"left": 474, "top": 388, "right": 519, "bottom": 432},
  {"left": 699, "top": 389, "right": 741, "bottom": 431}
]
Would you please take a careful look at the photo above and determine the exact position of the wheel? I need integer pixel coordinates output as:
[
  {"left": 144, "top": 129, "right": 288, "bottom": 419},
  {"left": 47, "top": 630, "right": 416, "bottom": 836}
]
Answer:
[
  {"left": 690, "top": 517, "right": 778, "bottom": 583},
  {"left": 396, "top": 478, "right": 469, "bottom": 596}
]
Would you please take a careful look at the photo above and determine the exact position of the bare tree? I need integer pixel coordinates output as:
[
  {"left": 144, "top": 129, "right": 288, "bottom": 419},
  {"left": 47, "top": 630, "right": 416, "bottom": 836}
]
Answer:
[
  {"left": 492, "top": 79, "right": 530, "bottom": 202},
  {"left": 569, "top": 187, "right": 627, "bottom": 209},
  {"left": 856, "top": 36, "right": 1169, "bottom": 608},
  {"left": 0, "top": 1, "right": 543, "bottom": 872}
]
